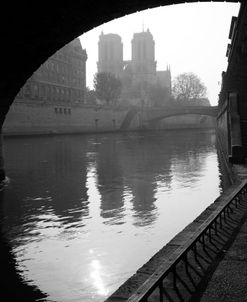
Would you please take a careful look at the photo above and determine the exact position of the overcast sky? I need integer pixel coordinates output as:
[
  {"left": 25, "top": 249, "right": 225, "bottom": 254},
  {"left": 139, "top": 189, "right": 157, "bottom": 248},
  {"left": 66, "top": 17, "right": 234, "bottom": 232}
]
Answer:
[{"left": 79, "top": 2, "right": 240, "bottom": 106}]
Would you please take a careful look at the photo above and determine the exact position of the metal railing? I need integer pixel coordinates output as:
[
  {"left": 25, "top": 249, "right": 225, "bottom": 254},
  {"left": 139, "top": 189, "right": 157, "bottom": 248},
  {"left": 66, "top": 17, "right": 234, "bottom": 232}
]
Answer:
[{"left": 127, "top": 180, "right": 247, "bottom": 302}]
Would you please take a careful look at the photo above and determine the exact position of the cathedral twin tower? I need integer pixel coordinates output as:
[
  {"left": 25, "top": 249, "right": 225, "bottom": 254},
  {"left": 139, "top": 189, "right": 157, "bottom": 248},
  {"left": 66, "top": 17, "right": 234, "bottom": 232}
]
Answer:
[{"left": 97, "top": 29, "right": 171, "bottom": 92}]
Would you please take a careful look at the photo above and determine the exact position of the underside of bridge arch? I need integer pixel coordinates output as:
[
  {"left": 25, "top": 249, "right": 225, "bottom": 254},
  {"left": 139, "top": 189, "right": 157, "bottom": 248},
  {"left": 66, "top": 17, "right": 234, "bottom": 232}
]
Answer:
[
  {"left": 0, "top": 0, "right": 238, "bottom": 123},
  {"left": 0, "top": 0, "right": 239, "bottom": 180},
  {"left": 0, "top": 2, "right": 243, "bottom": 300}
]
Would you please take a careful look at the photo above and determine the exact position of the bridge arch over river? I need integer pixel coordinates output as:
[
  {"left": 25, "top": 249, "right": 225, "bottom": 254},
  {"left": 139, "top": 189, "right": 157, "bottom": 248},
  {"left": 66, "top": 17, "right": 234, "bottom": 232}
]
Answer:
[
  {"left": 0, "top": 0, "right": 240, "bottom": 180},
  {"left": 0, "top": 1, "right": 246, "bottom": 301},
  {"left": 0, "top": 0, "right": 239, "bottom": 123},
  {"left": 147, "top": 105, "right": 217, "bottom": 118},
  {"left": 120, "top": 106, "right": 218, "bottom": 130},
  {"left": 0, "top": 2, "right": 244, "bottom": 161},
  {"left": 145, "top": 105, "right": 218, "bottom": 121}
]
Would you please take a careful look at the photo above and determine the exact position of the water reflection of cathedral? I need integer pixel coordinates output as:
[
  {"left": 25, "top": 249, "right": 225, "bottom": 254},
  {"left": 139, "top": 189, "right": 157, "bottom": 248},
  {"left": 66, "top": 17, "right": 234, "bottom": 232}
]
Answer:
[
  {"left": 95, "top": 133, "right": 174, "bottom": 227},
  {"left": 96, "top": 138, "right": 125, "bottom": 224},
  {"left": 3, "top": 130, "right": 217, "bottom": 234}
]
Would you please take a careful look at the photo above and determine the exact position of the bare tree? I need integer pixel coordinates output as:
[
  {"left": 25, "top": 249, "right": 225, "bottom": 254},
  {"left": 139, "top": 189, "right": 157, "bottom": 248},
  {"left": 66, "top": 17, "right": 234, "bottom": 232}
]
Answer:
[{"left": 172, "top": 72, "right": 207, "bottom": 102}]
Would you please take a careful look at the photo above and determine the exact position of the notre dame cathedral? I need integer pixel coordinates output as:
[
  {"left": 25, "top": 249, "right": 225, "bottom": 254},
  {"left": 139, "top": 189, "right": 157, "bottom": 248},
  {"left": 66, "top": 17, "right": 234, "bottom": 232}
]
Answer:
[{"left": 97, "top": 29, "right": 171, "bottom": 106}]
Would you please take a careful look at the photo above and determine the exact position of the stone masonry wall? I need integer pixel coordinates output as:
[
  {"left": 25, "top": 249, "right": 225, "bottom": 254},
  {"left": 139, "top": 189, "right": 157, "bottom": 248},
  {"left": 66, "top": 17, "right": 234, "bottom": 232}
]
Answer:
[{"left": 3, "top": 102, "right": 215, "bottom": 136}]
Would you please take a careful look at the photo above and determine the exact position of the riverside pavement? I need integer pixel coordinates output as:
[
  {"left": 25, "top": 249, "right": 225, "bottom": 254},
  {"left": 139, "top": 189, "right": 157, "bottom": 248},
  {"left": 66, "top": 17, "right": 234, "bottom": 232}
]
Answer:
[{"left": 197, "top": 164, "right": 247, "bottom": 302}]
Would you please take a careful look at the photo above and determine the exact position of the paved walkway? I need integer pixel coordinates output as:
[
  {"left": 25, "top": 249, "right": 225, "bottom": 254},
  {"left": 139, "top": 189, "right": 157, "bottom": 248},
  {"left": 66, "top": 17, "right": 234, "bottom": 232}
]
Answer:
[
  {"left": 200, "top": 209, "right": 247, "bottom": 301},
  {"left": 199, "top": 165, "right": 247, "bottom": 301}
]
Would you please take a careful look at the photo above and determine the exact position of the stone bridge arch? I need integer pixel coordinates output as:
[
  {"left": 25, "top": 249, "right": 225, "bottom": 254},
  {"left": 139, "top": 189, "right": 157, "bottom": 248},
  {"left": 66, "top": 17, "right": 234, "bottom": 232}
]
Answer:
[
  {"left": 0, "top": 2, "right": 242, "bottom": 300},
  {"left": 0, "top": 0, "right": 240, "bottom": 180},
  {"left": 146, "top": 106, "right": 218, "bottom": 123},
  {"left": 120, "top": 106, "right": 218, "bottom": 129},
  {"left": 0, "top": 0, "right": 239, "bottom": 123}
]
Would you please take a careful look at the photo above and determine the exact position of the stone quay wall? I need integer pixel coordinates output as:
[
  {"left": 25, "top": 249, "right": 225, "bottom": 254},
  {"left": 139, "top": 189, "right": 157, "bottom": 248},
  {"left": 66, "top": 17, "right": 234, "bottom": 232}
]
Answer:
[{"left": 3, "top": 101, "right": 215, "bottom": 136}]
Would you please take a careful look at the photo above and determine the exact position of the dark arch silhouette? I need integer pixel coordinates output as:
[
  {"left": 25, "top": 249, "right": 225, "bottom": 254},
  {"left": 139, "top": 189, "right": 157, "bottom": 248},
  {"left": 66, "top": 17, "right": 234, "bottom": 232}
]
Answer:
[
  {"left": 0, "top": 1, "right": 241, "bottom": 299},
  {"left": 0, "top": 0, "right": 239, "bottom": 125}
]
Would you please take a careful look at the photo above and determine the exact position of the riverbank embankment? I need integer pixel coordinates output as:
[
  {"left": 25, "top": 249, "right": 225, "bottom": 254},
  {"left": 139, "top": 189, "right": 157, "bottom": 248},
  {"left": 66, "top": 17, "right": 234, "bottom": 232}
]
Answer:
[{"left": 2, "top": 102, "right": 215, "bottom": 136}]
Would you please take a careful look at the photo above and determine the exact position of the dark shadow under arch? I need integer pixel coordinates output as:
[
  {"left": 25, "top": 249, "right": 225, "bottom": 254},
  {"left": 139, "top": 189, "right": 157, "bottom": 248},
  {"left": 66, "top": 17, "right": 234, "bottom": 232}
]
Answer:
[
  {"left": 0, "top": 1, "right": 242, "bottom": 299},
  {"left": 0, "top": 0, "right": 239, "bottom": 124}
]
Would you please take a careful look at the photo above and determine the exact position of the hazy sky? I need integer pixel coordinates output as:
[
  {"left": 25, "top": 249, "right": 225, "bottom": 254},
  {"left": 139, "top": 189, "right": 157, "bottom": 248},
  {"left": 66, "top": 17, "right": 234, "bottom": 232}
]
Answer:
[{"left": 79, "top": 2, "right": 240, "bottom": 106}]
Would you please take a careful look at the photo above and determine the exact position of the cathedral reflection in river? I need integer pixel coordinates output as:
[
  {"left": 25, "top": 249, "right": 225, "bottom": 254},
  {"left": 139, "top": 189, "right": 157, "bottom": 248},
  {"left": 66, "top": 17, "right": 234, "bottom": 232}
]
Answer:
[{"left": 1, "top": 129, "right": 223, "bottom": 301}]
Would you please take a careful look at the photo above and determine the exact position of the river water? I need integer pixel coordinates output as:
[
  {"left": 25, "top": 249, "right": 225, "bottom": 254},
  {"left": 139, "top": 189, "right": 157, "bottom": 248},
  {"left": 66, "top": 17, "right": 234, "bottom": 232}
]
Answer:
[{"left": 1, "top": 129, "right": 223, "bottom": 301}]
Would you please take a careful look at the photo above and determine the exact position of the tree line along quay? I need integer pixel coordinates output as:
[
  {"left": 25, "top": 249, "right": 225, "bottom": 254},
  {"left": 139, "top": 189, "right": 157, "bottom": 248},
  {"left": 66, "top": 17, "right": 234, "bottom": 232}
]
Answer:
[{"left": 92, "top": 71, "right": 208, "bottom": 107}]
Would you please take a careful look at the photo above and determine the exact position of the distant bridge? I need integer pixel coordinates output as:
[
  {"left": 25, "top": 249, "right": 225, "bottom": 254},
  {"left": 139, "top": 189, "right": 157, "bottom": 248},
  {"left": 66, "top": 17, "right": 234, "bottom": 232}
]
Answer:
[
  {"left": 145, "top": 105, "right": 218, "bottom": 122},
  {"left": 120, "top": 106, "right": 218, "bottom": 130}
]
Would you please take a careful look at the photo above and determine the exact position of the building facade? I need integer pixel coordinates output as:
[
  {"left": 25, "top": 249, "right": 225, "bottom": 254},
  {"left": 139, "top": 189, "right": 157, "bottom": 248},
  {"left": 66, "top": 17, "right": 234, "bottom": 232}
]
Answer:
[
  {"left": 131, "top": 29, "right": 157, "bottom": 86},
  {"left": 97, "top": 32, "right": 123, "bottom": 78},
  {"left": 15, "top": 38, "right": 87, "bottom": 106},
  {"left": 156, "top": 67, "right": 171, "bottom": 94},
  {"left": 97, "top": 30, "right": 171, "bottom": 105}
]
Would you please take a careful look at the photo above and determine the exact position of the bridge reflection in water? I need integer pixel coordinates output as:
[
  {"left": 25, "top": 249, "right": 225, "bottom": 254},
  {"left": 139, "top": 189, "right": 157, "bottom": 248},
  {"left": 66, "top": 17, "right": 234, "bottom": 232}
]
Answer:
[{"left": 1, "top": 129, "right": 223, "bottom": 301}]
